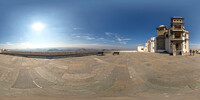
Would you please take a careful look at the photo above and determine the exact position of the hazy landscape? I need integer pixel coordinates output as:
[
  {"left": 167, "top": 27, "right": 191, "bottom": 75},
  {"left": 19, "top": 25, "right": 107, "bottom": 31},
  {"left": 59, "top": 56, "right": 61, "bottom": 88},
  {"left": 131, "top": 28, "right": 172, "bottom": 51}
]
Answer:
[{"left": 0, "top": 52, "right": 200, "bottom": 100}]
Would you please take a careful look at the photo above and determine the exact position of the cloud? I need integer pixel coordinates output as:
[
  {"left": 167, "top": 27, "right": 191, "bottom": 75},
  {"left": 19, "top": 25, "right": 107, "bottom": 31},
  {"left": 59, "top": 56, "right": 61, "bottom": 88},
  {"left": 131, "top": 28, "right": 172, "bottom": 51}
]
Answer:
[
  {"left": 105, "top": 32, "right": 113, "bottom": 36},
  {"left": 122, "top": 38, "right": 131, "bottom": 41},
  {"left": 0, "top": 42, "right": 136, "bottom": 50},
  {"left": 84, "top": 36, "right": 95, "bottom": 40},
  {"left": 5, "top": 42, "right": 14, "bottom": 46},
  {"left": 99, "top": 38, "right": 105, "bottom": 40},
  {"left": 71, "top": 32, "right": 132, "bottom": 45},
  {"left": 74, "top": 35, "right": 95, "bottom": 40},
  {"left": 0, "top": 42, "right": 68, "bottom": 49},
  {"left": 73, "top": 33, "right": 96, "bottom": 40},
  {"left": 73, "top": 28, "right": 83, "bottom": 30},
  {"left": 72, "top": 33, "right": 98, "bottom": 40},
  {"left": 105, "top": 32, "right": 131, "bottom": 45},
  {"left": 75, "top": 35, "right": 81, "bottom": 38},
  {"left": 137, "top": 44, "right": 143, "bottom": 46},
  {"left": 189, "top": 43, "right": 200, "bottom": 50}
]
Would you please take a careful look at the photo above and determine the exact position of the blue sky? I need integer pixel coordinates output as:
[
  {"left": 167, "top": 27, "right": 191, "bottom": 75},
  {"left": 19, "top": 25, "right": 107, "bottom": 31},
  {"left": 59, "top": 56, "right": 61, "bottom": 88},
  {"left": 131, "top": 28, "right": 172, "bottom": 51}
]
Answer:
[{"left": 0, "top": 0, "right": 199, "bottom": 49}]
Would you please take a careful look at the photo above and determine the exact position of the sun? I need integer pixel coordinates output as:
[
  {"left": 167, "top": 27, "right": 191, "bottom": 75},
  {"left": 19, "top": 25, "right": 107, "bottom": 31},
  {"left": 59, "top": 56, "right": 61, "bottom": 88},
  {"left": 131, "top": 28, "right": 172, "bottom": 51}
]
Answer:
[{"left": 32, "top": 23, "right": 44, "bottom": 31}]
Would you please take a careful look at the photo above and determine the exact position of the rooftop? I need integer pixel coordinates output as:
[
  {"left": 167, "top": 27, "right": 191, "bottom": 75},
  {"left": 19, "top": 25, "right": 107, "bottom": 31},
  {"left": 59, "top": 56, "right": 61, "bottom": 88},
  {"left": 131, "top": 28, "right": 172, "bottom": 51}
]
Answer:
[
  {"left": 171, "top": 17, "right": 184, "bottom": 20},
  {"left": 0, "top": 53, "right": 199, "bottom": 99}
]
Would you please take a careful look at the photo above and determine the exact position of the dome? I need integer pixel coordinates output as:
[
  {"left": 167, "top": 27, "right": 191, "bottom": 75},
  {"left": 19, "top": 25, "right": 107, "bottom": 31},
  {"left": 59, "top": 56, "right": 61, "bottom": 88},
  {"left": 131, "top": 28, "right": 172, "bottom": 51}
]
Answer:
[
  {"left": 159, "top": 25, "right": 165, "bottom": 27},
  {"left": 156, "top": 25, "right": 167, "bottom": 30}
]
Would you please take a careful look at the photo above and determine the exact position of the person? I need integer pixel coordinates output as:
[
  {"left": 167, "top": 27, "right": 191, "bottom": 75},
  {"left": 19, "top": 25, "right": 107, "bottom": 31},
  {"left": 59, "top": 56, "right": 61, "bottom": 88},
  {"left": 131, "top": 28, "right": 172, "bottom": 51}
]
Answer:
[
  {"left": 190, "top": 49, "right": 192, "bottom": 56},
  {"left": 193, "top": 50, "right": 195, "bottom": 56}
]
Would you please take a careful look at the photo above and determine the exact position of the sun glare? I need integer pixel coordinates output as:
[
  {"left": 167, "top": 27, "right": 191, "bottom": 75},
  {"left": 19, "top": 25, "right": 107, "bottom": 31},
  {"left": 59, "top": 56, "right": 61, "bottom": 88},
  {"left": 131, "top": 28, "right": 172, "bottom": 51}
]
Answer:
[{"left": 32, "top": 23, "right": 44, "bottom": 31}]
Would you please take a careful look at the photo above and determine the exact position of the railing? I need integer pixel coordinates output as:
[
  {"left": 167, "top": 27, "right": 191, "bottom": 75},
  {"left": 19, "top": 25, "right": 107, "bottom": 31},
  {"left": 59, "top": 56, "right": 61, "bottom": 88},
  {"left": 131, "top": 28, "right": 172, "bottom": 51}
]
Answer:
[
  {"left": 172, "top": 37, "right": 184, "bottom": 40},
  {"left": 172, "top": 28, "right": 183, "bottom": 31}
]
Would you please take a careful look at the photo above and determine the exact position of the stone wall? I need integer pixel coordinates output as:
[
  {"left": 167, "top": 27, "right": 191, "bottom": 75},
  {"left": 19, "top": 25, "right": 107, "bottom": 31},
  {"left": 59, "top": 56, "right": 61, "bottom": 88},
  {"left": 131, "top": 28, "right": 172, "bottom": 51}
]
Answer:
[
  {"left": 156, "top": 35, "right": 165, "bottom": 50},
  {"left": 0, "top": 51, "right": 100, "bottom": 58}
]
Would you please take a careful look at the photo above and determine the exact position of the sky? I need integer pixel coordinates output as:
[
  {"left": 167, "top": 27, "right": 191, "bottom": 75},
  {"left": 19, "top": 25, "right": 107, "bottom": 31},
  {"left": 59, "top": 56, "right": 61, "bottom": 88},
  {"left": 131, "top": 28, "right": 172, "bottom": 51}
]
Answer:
[{"left": 0, "top": 0, "right": 199, "bottom": 50}]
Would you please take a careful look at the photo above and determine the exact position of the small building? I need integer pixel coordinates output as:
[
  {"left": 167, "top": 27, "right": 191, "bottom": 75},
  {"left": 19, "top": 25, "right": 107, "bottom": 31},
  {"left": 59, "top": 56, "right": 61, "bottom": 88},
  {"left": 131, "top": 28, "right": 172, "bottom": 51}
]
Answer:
[
  {"left": 138, "top": 37, "right": 156, "bottom": 53},
  {"left": 0, "top": 49, "right": 3, "bottom": 53},
  {"left": 137, "top": 46, "right": 146, "bottom": 52},
  {"left": 148, "top": 37, "right": 157, "bottom": 52}
]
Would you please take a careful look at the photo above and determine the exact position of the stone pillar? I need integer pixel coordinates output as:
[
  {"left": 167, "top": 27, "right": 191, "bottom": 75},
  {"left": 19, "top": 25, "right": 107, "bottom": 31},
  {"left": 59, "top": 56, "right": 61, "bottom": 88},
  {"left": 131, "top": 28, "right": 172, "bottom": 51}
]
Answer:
[
  {"left": 181, "top": 42, "right": 184, "bottom": 56},
  {"left": 186, "top": 40, "right": 189, "bottom": 53},
  {"left": 173, "top": 43, "right": 176, "bottom": 56}
]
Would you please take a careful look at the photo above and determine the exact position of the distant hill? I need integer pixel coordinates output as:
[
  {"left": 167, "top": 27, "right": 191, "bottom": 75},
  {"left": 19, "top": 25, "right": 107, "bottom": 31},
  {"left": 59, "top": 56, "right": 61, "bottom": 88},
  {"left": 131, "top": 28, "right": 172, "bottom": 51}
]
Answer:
[{"left": 8, "top": 47, "right": 101, "bottom": 52}]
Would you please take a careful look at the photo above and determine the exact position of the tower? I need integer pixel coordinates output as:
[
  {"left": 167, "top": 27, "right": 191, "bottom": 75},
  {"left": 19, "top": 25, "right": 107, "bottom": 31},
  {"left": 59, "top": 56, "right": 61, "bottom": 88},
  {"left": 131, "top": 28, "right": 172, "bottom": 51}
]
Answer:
[
  {"left": 156, "top": 25, "right": 167, "bottom": 36},
  {"left": 170, "top": 17, "right": 189, "bottom": 56},
  {"left": 156, "top": 25, "right": 167, "bottom": 52}
]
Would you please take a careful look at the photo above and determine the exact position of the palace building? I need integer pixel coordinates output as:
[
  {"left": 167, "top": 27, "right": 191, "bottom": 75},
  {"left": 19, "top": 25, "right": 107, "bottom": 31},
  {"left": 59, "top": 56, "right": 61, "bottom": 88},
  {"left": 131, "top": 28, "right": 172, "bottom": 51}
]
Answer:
[{"left": 138, "top": 17, "right": 189, "bottom": 56}]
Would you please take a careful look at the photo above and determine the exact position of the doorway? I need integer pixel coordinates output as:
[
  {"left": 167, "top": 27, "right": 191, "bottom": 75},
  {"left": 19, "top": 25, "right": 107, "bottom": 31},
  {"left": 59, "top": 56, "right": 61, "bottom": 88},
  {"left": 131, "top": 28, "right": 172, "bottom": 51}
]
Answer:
[{"left": 175, "top": 43, "right": 181, "bottom": 55}]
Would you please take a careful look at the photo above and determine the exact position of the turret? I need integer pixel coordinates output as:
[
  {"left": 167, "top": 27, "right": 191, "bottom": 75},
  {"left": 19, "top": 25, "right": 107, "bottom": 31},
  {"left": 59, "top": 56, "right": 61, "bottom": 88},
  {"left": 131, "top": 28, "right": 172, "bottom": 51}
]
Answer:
[{"left": 156, "top": 25, "right": 167, "bottom": 36}]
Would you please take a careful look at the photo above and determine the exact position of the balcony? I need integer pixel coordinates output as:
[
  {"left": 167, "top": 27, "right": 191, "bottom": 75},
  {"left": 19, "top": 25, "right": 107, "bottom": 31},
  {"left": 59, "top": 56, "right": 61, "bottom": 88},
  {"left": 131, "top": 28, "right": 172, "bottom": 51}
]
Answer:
[
  {"left": 172, "top": 28, "right": 184, "bottom": 32},
  {"left": 172, "top": 36, "right": 185, "bottom": 41},
  {"left": 172, "top": 25, "right": 184, "bottom": 32},
  {"left": 171, "top": 34, "right": 184, "bottom": 41}
]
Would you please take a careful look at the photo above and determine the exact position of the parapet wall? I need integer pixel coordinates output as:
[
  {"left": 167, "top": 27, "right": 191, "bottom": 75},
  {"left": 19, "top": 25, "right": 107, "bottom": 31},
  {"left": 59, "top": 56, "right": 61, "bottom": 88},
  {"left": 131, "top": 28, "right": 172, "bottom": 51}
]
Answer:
[{"left": 0, "top": 51, "right": 101, "bottom": 58}]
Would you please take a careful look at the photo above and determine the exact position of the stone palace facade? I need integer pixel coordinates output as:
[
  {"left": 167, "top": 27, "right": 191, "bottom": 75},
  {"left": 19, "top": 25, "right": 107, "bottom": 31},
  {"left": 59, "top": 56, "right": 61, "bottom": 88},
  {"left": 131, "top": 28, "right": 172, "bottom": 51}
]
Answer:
[{"left": 138, "top": 17, "right": 189, "bottom": 56}]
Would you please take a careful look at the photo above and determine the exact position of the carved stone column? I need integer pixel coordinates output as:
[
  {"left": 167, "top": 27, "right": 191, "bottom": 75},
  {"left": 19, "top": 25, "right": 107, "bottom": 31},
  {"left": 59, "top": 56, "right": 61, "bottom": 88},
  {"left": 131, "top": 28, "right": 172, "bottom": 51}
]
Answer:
[
  {"left": 173, "top": 43, "right": 176, "bottom": 56},
  {"left": 181, "top": 42, "right": 184, "bottom": 56}
]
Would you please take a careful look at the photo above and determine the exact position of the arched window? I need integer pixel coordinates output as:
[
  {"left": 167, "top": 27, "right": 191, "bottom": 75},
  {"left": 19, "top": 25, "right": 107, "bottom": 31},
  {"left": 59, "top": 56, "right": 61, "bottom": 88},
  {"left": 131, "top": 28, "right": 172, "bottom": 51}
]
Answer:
[
  {"left": 175, "top": 32, "right": 180, "bottom": 38},
  {"left": 174, "top": 25, "right": 181, "bottom": 29}
]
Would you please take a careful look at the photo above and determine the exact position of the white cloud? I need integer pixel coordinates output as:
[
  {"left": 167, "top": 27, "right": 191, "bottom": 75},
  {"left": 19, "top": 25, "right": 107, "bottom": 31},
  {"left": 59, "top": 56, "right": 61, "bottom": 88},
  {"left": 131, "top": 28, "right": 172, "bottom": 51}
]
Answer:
[
  {"left": 73, "top": 28, "right": 83, "bottom": 30},
  {"left": 105, "top": 32, "right": 131, "bottom": 45},
  {"left": 137, "top": 44, "right": 143, "bottom": 46},
  {"left": 73, "top": 33, "right": 96, "bottom": 40},
  {"left": 0, "top": 42, "right": 68, "bottom": 49},
  {"left": 75, "top": 35, "right": 81, "bottom": 38},
  {"left": 105, "top": 32, "right": 113, "bottom": 36},
  {"left": 0, "top": 42, "right": 136, "bottom": 50},
  {"left": 84, "top": 36, "right": 95, "bottom": 40},
  {"left": 189, "top": 43, "right": 200, "bottom": 50},
  {"left": 99, "top": 38, "right": 105, "bottom": 40},
  {"left": 122, "top": 38, "right": 131, "bottom": 41}
]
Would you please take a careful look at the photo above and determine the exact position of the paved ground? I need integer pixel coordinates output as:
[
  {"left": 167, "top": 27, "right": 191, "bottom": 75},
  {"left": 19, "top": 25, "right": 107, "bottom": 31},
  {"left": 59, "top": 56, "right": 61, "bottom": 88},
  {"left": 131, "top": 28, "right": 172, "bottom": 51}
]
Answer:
[{"left": 0, "top": 52, "right": 200, "bottom": 100}]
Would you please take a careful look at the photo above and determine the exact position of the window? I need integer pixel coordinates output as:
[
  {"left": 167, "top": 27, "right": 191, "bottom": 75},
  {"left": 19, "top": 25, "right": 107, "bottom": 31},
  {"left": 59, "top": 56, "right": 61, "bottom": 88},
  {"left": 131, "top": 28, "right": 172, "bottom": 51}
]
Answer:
[
  {"left": 174, "top": 25, "right": 181, "bottom": 29},
  {"left": 175, "top": 32, "right": 181, "bottom": 38}
]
